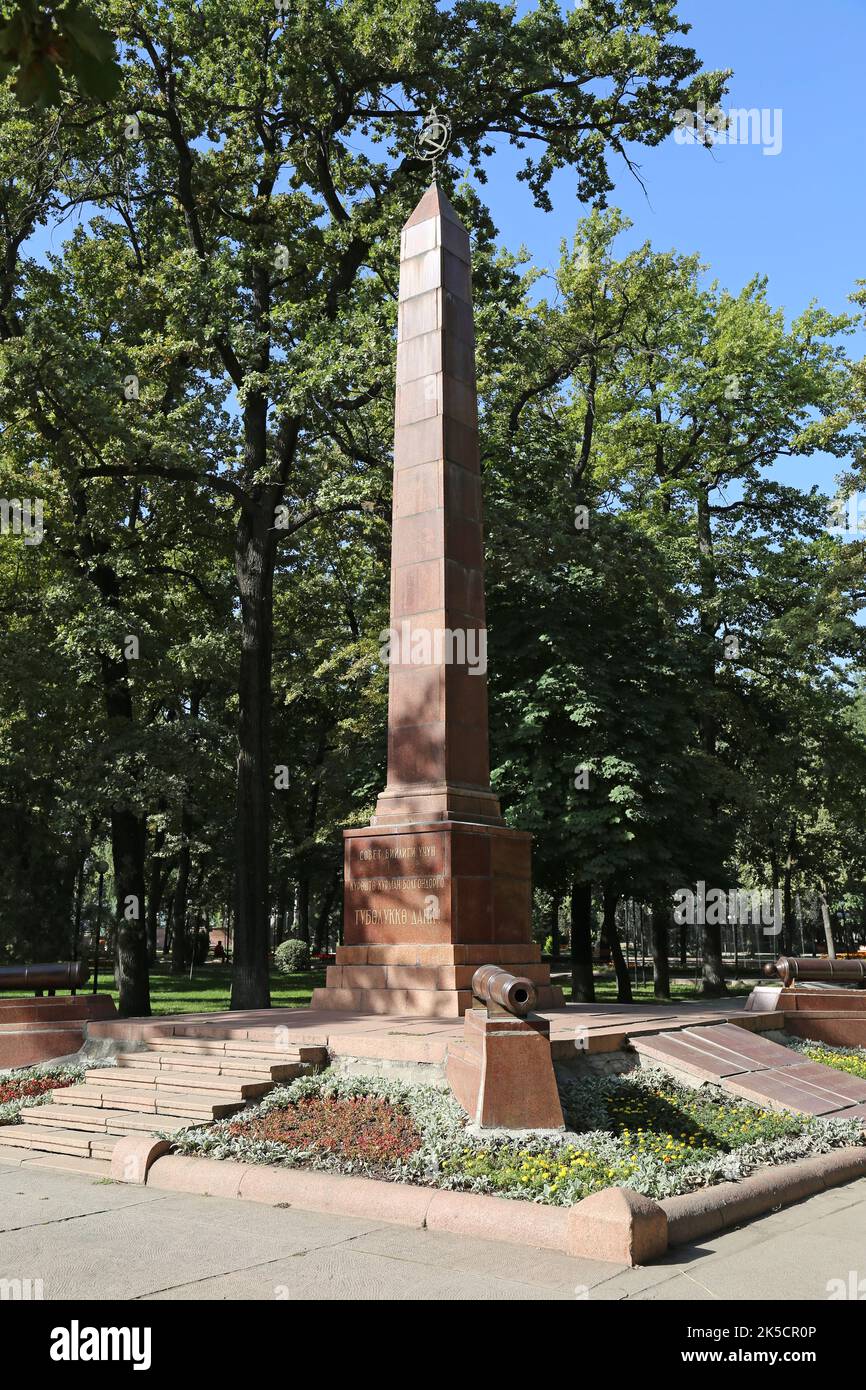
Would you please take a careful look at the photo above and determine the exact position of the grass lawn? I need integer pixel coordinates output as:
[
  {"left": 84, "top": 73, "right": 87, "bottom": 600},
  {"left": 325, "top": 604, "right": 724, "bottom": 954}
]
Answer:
[
  {"left": 133, "top": 966, "right": 327, "bottom": 1014},
  {"left": 1, "top": 966, "right": 326, "bottom": 1015},
  {"left": 557, "top": 975, "right": 757, "bottom": 1005},
  {"left": 2, "top": 965, "right": 755, "bottom": 1015}
]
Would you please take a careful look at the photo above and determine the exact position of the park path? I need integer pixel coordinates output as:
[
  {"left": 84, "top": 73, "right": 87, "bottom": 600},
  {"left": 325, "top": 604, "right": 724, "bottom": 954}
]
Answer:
[{"left": 1, "top": 1159, "right": 865, "bottom": 1300}]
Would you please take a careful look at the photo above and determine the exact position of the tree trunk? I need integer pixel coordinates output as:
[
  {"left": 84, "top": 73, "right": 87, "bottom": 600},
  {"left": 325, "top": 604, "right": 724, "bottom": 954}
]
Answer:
[
  {"left": 145, "top": 829, "right": 167, "bottom": 965},
  {"left": 295, "top": 874, "right": 310, "bottom": 945},
  {"left": 71, "top": 484, "right": 150, "bottom": 1017},
  {"left": 231, "top": 506, "right": 275, "bottom": 1009},
  {"left": 314, "top": 874, "right": 339, "bottom": 955},
  {"left": 111, "top": 807, "right": 150, "bottom": 1016},
  {"left": 782, "top": 823, "right": 797, "bottom": 956},
  {"left": 171, "top": 808, "right": 192, "bottom": 975},
  {"left": 603, "top": 885, "right": 632, "bottom": 1003},
  {"left": 71, "top": 854, "right": 86, "bottom": 962},
  {"left": 570, "top": 879, "right": 595, "bottom": 1002},
  {"left": 104, "top": 653, "right": 149, "bottom": 1016},
  {"left": 274, "top": 874, "right": 289, "bottom": 946},
  {"left": 700, "top": 922, "right": 726, "bottom": 997},
  {"left": 818, "top": 889, "right": 837, "bottom": 959},
  {"left": 782, "top": 867, "right": 793, "bottom": 957},
  {"left": 549, "top": 891, "right": 562, "bottom": 962},
  {"left": 650, "top": 896, "right": 671, "bottom": 998},
  {"left": 695, "top": 485, "right": 726, "bottom": 997}
]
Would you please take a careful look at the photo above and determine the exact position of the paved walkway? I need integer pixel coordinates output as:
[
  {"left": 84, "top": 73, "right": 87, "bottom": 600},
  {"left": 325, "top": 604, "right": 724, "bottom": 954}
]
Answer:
[{"left": 1, "top": 1160, "right": 864, "bottom": 1300}]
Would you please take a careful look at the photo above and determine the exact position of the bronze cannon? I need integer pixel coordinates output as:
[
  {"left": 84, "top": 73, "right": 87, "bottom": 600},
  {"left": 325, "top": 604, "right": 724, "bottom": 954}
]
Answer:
[
  {"left": 764, "top": 955, "right": 866, "bottom": 988},
  {"left": 471, "top": 964, "right": 538, "bottom": 1017},
  {"left": 0, "top": 961, "right": 89, "bottom": 996},
  {"left": 448, "top": 964, "right": 564, "bottom": 1127}
]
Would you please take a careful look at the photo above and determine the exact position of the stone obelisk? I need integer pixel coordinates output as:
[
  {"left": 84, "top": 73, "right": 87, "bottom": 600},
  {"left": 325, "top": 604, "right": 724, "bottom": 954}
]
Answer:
[{"left": 312, "top": 185, "right": 563, "bottom": 1017}]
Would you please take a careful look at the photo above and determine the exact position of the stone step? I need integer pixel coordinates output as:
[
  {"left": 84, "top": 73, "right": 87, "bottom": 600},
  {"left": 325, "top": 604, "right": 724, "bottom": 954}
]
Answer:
[
  {"left": 26, "top": 1105, "right": 199, "bottom": 1136},
  {"left": 0, "top": 1125, "right": 119, "bottom": 1160},
  {"left": 51, "top": 1086, "right": 245, "bottom": 1119},
  {"left": 149, "top": 1037, "right": 328, "bottom": 1064},
  {"left": 83, "top": 1067, "right": 272, "bottom": 1098},
  {"left": 115, "top": 1051, "right": 305, "bottom": 1081}
]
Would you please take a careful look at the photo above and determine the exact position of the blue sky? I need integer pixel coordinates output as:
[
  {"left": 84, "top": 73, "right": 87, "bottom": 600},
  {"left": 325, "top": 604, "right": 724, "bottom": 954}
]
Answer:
[
  {"left": 26, "top": 1, "right": 864, "bottom": 506},
  {"left": 472, "top": 0, "right": 866, "bottom": 504}
]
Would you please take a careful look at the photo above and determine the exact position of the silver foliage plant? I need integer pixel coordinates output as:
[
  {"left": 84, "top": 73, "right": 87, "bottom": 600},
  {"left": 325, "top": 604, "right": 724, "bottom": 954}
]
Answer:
[
  {"left": 165, "top": 1067, "right": 863, "bottom": 1207},
  {"left": 0, "top": 1059, "right": 113, "bottom": 1127}
]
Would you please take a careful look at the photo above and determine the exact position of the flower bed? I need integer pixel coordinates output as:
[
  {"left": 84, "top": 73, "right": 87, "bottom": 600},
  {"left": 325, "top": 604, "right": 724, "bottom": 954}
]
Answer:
[
  {"left": 228, "top": 1095, "right": 422, "bottom": 1164},
  {"left": 786, "top": 1037, "right": 866, "bottom": 1079},
  {"left": 166, "top": 1067, "right": 863, "bottom": 1205},
  {"left": 0, "top": 1061, "right": 109, "bottom": 1127}
]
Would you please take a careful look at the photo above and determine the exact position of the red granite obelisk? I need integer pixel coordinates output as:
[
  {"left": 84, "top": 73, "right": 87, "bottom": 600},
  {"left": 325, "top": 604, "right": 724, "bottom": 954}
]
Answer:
[{"left": 312, "top": 185, "right": 563, "bottom": 1016}]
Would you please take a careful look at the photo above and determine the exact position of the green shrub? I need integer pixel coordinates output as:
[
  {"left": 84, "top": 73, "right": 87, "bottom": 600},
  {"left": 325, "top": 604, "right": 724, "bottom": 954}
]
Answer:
[{"left": 274, "top": 937, "right": 311, "bottom": 974}]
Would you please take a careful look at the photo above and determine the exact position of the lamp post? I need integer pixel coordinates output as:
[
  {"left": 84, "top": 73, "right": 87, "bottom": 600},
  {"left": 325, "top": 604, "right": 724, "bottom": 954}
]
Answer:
[{"left": 92, "top": 860, "right": 109, "bottom": 994}]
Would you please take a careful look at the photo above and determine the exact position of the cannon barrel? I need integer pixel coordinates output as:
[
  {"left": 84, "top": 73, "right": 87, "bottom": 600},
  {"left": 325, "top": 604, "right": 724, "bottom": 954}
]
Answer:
[
  {"left": 0, "top": 962, "right": 89, "bottom": 993},
  {"left": 764, "top": 955, "right": 866, "bottom": 988},
  {"left": 472, "top": 965, "right": 538, "bottom": 1017}
]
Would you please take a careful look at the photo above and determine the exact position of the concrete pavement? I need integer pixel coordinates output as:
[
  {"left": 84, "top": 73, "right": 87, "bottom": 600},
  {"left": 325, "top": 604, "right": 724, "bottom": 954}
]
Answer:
[{"left": 1, "top": 1158, "right": 864, "bottom": 1300}]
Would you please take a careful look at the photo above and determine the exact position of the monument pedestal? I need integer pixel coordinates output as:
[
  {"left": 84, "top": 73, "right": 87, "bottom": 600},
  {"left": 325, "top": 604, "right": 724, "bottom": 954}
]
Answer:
[{"left": 310, "top": 822, "right": 564, "bottom": 1017}]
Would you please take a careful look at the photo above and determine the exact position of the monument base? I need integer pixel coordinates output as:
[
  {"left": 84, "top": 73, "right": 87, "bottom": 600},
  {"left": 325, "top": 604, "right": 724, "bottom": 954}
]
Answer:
[
  {"left": 311, "top": 942, "right": 564, "bottom": 1017},
  {"left": 310, "top": 820, "right": 564, "bottom": 1018}
]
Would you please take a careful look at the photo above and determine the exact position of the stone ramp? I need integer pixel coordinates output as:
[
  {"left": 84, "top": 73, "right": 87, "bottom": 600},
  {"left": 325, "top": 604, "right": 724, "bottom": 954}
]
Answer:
[{"left": 631, "top": 1023, "right": 866, "bottom": 1119}]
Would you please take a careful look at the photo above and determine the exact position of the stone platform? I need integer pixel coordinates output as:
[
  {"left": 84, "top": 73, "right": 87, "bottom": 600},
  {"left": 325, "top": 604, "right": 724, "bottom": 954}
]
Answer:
[
  {"left": 0, "top": 994, "right": 116, "bottom": 1068},
  {"left": 746, "top": 982, "right": 866, "bottom": 1048},
  {"left": 85, "top": 999, "right": 783, "bottom": 1074}
]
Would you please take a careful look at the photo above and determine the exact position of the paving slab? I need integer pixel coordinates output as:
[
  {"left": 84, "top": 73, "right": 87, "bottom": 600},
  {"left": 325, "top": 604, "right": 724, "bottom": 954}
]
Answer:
[
  {"left": 0, "top": 1167, "right": 165, "bottom": 1233},
  {"left": 347, "top": 1219, "right": 616, "bottom": 1292},
  {"left": 724, "top": 1070, "right": 852, "bottom": 1115},
  {"left": 3, "top": 1160, "right": 866, "bottom": 1300},
  {"left": 140, "top": 1242, "right": 580, "bottom": 1302}
]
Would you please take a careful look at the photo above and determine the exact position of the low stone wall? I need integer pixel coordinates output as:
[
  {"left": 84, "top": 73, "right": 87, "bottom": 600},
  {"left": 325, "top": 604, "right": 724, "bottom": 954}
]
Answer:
[{"left": 0, "top": 995, "right": 116, "bottom": 1069}]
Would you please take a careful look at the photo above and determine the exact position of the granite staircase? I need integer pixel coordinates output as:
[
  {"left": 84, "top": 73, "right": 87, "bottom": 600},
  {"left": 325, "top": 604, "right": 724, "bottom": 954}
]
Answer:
[{"left": 0, "top": 1036, "right": 328, "bottom": 1177}]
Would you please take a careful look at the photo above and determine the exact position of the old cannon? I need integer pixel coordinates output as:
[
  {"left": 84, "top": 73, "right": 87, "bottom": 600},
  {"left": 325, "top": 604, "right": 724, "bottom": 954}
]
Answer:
[
  {"left": 471, "top": 964, "right": 538, "bottom": 1016},
  {"left": 0, "top": 961, "right": 89, "bottom": 997},
  {"left": 446, "top": 964, "right": 564, "bottom": 1129},
  {"left": 763, "top": 956, "right": 866, "bottom": 988}
]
